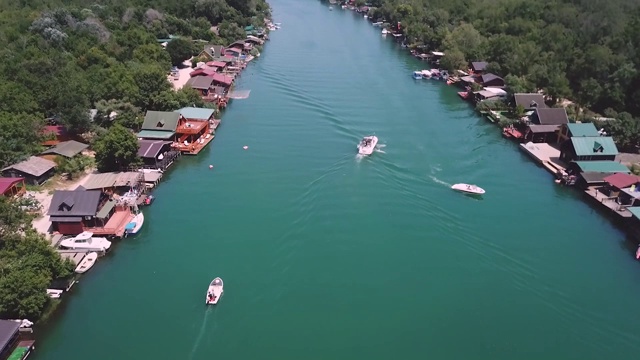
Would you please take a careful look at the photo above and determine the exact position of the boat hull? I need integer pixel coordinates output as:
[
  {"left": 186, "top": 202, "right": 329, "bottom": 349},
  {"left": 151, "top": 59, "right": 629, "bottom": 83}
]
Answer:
[
  {"left": 358, "top": 136, "right": 378, "bottom": 155},
  {"left": 206, "top": 277, "right": 224, "bottom": 305},
  {"left": 451, "top": 183, "right": 485, "bottom": 195},
  {"left": 75, "top": 252, "right": 98, "bottom": 274},
  {"left": 126, "top": 213, "right": 145, "bottom": 235}
]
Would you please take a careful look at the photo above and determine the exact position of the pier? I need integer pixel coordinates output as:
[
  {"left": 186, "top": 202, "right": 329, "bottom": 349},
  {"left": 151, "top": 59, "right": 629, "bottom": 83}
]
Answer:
[{"left": 518, "top": 142, "right": 567, "bottom": 176}]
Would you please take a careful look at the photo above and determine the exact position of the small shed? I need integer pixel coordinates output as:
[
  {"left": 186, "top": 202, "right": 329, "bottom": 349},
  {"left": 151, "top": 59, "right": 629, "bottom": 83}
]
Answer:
[
  {"left": 138, "top": 140, "right": 175, "bottom": 170},
  {"left": 40, "top": 140, "right": 89, "bottom": 160},
  {"left": 2, "top": 156, "right": 56, "bottom": 185},
  {"left": 0, "top": 177, "right": 26, "bottom": 197}
]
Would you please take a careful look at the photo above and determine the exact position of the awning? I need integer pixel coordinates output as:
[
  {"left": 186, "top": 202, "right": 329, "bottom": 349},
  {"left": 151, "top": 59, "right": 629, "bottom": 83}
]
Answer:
[
  {"left": 96, "top": 200, "right": 116, "bottom": 219},
  {"left": 50, "top": 216, "right": 82, "bottom": 223},
  {"left": 137, "top": 130, "right": 175, "bottom": 140}
]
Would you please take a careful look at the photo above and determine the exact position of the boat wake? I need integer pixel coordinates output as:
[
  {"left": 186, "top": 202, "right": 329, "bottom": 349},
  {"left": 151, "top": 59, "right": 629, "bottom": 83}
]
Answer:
[
  {"left": 189, "top": 306, "right": 215, "bottom": 359},
  {"left": 429, "top": 175, "right": 451, "bottom": 187},
  {"left": 374, "top": 143, "right": 386, "bottom": 154}
]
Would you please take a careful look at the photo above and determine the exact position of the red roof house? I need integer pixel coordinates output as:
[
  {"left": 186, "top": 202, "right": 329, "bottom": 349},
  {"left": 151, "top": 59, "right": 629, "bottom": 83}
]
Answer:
[
  {"left": 0, "top": 177, "right": 25, "bottom": 197},
  {"left": 603, "top": 173, "right": 640, "bottom": 189}
]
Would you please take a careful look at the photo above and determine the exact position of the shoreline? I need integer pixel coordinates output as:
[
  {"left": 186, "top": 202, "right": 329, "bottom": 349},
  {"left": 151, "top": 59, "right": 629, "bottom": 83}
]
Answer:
[
  {"left": 337, "top": 3, "right": 640, "bottom": 249},
  {"left": 10, "top": 14, "right": 280, "bottom": 349}
]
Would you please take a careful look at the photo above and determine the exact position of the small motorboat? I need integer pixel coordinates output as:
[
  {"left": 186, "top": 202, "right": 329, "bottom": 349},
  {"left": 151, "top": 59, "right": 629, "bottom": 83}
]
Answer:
[
  {"left": 381, "top": 28, "right": 389, "bottom": 35},
  {"left": 75, "top": 252, "right": 98, "bottom": 274},
  {"left": 206, "top": 277, "right": 224, "bottom": 305},
  {"left": 451, "top": 183, "right": 486, "bottom": 195},
  {"left": 125, "top": 211, "right": 144, "bottom": 236},
  {"left": 357, "top": 136, "right": 378, "bottom": 156},
  {"left": 412, "top": 71, "right": 423, "bottom": 80}
]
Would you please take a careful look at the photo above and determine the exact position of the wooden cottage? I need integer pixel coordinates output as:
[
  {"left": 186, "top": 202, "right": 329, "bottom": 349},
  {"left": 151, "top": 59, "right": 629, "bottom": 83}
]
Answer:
[
  {"left": 559, "top": 136, "right": 618, "bottom": 163},
  {"left": 82, "top": 172, "right": 145, "bottom": 196},
  {"left": 2, "top": 156, "right": 56, "bottom": 185},
  {"left": 200, "top": 45, "right": 225, "bottom": 60},
  {"left": 186, "top": 76, "right": 216, "bottom": 96},
  {"left": 600, "top": 173, "right": 640, "bottom": 207},
  {"left": 470, "top": 61, "right": 488, "bottom": 74},
  {"left": 565, "top": 160, "right": 631, "bottom": 189},
  {"left": 478, "top": 73, "right": 505, "bottom": 87}
]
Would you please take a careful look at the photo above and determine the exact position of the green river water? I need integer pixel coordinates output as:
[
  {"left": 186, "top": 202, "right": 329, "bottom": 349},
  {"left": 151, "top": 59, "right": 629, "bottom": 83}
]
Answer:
[{"left": 33, "top": 1, "right": 640, "bottom": 359}]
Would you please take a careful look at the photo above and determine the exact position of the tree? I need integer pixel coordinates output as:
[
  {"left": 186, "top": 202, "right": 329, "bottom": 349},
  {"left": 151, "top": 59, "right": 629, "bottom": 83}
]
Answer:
[
  {"left": 439, "top": 48, "right": 466, "bottom": 72},
  {"left": 0, "top": 196, "right": 32, "bottom": 239},
  {"left": 165, "top": 37, "right": 194, "bottom": 66},
  {"left": 151, "top": 88, "right": 209, "bottom": 111},
  {"left": 218, "top": 20, "right": 245, "bottom": 44},
  {"left": 55, "top": 155, "right": 93, "bottom": 180},
  {"left": 0, "top": 112, "right": 45, "bottom": 169},
  {"left": 93, "top": 124, "right": 141, "bottom": 172}
]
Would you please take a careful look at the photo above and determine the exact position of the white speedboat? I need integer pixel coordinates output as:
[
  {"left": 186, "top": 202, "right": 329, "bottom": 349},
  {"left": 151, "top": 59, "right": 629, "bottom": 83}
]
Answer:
[
  {"left": 382, "top": 28, "right": 389, "bottom": 35},
  {"left": 206, "top": 277, "right": 224, "bottom": 305},
  {"left": 125, "top": 211, "right": 144, "bottom": 235},
  {"left": 59, "top": 232, "right": 111, "bottom": 251},
  {"left": 75, "top": 252, "right": 98, "bottom": 274},
  {"left": 451, "top": 183, "right": 485, "bottom": 195},
  {"left": 357, "top": 136, "right": 378, "bottom": 155}
]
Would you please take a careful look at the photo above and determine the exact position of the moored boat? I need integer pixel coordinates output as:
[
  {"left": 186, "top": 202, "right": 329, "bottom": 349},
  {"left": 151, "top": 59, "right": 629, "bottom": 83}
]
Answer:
[
  {"left": 357, "top": 136, "right": 378, "bottom": 156},
  {"left": 451, "top": 183, "right": 485, "bottom": 195},
  {"left": 125, "top": 211, "right": 144, "bottom": 236},
  {"left": 412, "top": 71, "right": 423, "bottom": 80},
  {"left": 381, "top": 28, "right": 388, "bottom": 35},
  {"left": 206, "top": 277, "right": 224, "bottom": 305},
  {"left": 75, "top": 252, "right": 98, "bottom": 274},
  {"left": 636, "top": 245, "right": 640, "bottom": 260}
]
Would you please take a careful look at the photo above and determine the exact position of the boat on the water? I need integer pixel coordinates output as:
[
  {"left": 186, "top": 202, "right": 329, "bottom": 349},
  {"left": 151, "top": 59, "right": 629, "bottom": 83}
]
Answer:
[
  {"left": 636, "top": 245, "right": 640, "bottom": 260},
  {"left": 59, "top": 231, "right": 111, "bottom": 251},
  {"left": 75, "top": 252, "right": 98, "bottom": 274},
  {"left": 381, "top": 28, "right": 389, "bottom": 35},
  {"left": 125, "top": 211, "right": 144, "bottom": 236},
  {"left": 412, "top": 71, "right": 423, "bottom": 80},
  {"left": 451, "top": 183, "right": 485, "bottom": 195},
  {"left": 206, "top": 277, "right": 224, "bottom": 305},
  {"left": 357, "top": 136, "right": 378, "bottom": 156}
]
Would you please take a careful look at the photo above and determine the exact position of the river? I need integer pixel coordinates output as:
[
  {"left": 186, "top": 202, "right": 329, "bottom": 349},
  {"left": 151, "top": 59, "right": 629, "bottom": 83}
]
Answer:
[{"left": 32, "top": 0, "right": 640, "bottom": 359}]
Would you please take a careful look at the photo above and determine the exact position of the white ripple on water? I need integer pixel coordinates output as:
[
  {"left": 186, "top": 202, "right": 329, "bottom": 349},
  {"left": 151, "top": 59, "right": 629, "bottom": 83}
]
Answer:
[{"left": 189, "top": 306, "right": 216, "bottom": 359}]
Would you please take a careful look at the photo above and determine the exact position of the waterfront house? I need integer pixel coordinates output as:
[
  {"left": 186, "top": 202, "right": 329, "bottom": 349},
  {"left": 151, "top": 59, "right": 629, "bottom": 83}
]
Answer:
[
  {"left": 470, "top": 61, "right": 488, "bottom": 74},
  {"left": 186, "top": 76, "right": 215, "bottom": 96},
  {"left": 200, "top": 44, "right": 225, "bottom": 60},
  {"left": 137, "top": 111, "right": 181, "bottom": 141},
  {"left": 600, "top": 173, "right": 640, "bottom": 198},
  {"left": 48, "top": 189, "right": 134, "bottom": 236},
  {"left": 228, "top": 40, "right": 250, "bottom": 52},
  {"left": 479, "top": 73, "right": 505, "bottom": 88},
  {"left": 138, "top": 139, "right": 179, "bottom": 171},
  {"left": 41, "top": 125, "right": 70, "bottom": 146},
  {"left": 40, "top": 140, "right": 89, "bottom": 161},
  {"left": 0, "top": 177, "right": 26, "bottom": 197},
  {"left": 210, "top": 61, "right": 228, "bottom": 71},
  {"left": 523, "top": 108, "right": 569, "bottom": 143},
  {"left": 565, "top": 160, "right": 630, "bottom": 189},
  {"left": 172, "top": 107, "right": 216, "bottom": 155},
  {"left": 513, "top": 93, "right": 547, "bottom": 111},
  {"left": 473, "top": 87, "right": 507, "bottom": 103},
  {"left": 210, "top": 73, "right": 234, "bottom": 88},
  {"left": 556, "top": 122, "right": 600, "bottom": 144},
  {"left": 190, "top": 67, "right": 218, "bottom": 77},
  {"left": 246, "top": 35, "right": 264, "bottom": 45},
  {"left": 559, "top": 136, "right": 618, "bottom": 163},
  {"left": 224, "top": 47, "right": 242, "bottom": 57},
  {"left": 430, "top": 51, "right": 444, "bottom": 64},
  {"left": 1, "top": 156, "right": 56, "bottom": 185},
  {"left": 82, "top": 172, "right": 144, "bottom": 196}
]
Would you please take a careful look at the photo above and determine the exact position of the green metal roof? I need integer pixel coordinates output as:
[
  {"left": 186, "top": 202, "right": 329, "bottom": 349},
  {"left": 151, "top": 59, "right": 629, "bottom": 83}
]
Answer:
[
  {"left": 570, "top": 136, "right": 618, "bottom": 156},
  {"left": 96, "top": 199, "right": 116, "bottom": 219},
  {"left": 573, "top": 161, "right": 630, "bottom": 173},
  {"left": 141, "top": 111, "right": 180, "bottom": 132},
  {"left": 137, "top": 130, "right": 175, "bottom": 140},
  {"left": 176, "top": 107, "right": 214, "bottom": 121},
  {"left": 567, "top": 123, "right": 599, "bottom": 137},
  {"left": 628, "top": 207, "right": 640, "bottom": 220}
]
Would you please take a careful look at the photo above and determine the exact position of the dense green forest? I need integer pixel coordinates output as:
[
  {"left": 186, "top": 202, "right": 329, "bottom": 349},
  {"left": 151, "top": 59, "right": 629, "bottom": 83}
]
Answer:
[
  {"left": 0, "top": 0, "right": 268, "bottom": 320},
  {"left": 364, "top": 0, "right": 640, "bottom": 149}
]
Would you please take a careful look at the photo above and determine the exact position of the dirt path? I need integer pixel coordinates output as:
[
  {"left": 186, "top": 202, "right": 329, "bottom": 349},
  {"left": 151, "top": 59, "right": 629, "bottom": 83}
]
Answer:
[{"left": 168, "top": 58, "right": 195, "bottom": 91}]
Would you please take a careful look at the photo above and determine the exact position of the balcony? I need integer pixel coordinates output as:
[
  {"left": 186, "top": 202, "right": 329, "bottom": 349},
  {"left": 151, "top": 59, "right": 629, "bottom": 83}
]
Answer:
[{"left": 176, "top": 121, "right": 208, "bottom": 135}]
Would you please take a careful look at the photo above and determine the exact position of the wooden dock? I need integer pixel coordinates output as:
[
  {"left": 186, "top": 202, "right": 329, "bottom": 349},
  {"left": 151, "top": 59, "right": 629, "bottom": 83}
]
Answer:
[
  {"left": 584, "top": 186, "right": 633, "bottom": 218},
  {"left": 519, "top": 142, "right": 567, "bottom": 176}
]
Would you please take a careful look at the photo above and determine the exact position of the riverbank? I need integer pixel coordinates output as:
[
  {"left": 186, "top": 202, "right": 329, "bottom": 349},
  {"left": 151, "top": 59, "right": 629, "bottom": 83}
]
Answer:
[
  {"left": 339, "top": 2, "right": 640, "bottom": 256},
  {"left": 1, "top": 16, "right": 279, "bottom": 355}
]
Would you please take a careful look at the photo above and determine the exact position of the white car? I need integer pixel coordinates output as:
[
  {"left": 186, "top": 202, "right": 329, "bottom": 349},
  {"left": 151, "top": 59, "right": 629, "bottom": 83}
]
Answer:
[{"left": 59, "top": 231, "right": 111, "bottom": 251}]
